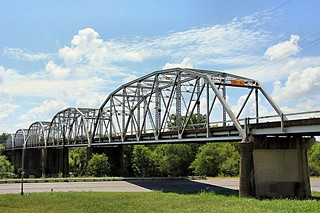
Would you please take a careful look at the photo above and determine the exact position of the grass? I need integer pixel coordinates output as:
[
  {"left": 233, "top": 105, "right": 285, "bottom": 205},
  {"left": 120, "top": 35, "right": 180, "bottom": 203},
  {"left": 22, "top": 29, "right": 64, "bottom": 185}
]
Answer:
[{"left": 0, "top": 191, "right": 320, "bottom": 212}]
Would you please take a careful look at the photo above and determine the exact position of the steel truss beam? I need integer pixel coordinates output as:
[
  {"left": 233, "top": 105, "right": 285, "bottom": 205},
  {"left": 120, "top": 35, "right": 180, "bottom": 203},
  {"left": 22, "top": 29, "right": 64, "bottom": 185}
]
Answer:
[
  {"left": 8, "top": 68, "right": 291, "bottom": 149},
  {"left": 93, "top": 68, "right": 285, "bottom": 144}
]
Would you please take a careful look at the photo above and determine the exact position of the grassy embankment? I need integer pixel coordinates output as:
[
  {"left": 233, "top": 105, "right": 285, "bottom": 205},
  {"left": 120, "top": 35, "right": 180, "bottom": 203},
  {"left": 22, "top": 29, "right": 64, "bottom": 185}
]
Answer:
[{"left": 0, "top": 191, "right": 320, "bottom": 212}]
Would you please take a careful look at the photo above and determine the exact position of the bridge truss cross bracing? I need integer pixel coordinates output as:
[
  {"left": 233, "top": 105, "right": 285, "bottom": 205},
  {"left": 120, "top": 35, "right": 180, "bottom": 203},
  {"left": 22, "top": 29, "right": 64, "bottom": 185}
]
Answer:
[
  {"left": 92, "top": 68, "right": 285, "bottom": 145},
  {"left": 8, "top": 68, "right": 314, "bottom": 150}
]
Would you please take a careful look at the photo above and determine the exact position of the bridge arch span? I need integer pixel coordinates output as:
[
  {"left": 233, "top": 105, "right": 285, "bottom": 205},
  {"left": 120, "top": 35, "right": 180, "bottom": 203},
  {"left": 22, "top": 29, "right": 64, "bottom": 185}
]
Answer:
[
  {"left": 93, "top": 68, "right": 285, "bottom": 144},
  {"left": 13, "top": 129, "right": 28, "bottom": 149},
  {"left": 47, "top": 107, "right": 99, "bottom": 147},
  {"left": 5, "top": 133, "right": 15, "bottom": 150},
  {"left": 26, "top": 121, "right": 51, "bottom": 148}
]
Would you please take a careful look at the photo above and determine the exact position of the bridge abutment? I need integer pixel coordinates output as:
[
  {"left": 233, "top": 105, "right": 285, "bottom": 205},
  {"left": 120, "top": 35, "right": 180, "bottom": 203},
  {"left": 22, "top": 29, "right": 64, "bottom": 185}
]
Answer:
[{"left": 239, "top": 136, "right": 314, "bottom": 198}]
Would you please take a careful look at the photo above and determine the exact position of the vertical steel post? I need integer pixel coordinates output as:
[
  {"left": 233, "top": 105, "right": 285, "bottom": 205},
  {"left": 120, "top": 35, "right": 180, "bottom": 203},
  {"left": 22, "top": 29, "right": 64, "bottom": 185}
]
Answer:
[
  {"left": 176, "top": 72, "right": 182, "bottom": 137},
  {"left": 206, "top": 81, "right": 210, "bottom": 137},
  {"left": 222, "top": 85, "right": 226, "bottom": 127},
  {"left": 155, "top": 75, "right": 161, "bottom": 137},
  {"left": 122, "top": 88, "right": 126, "bottom": 141},
  {"left": 196, "top": 79, "right": 201, "bottom": 125},
  {"left": 109, "top": 98, "right": 113, "bottom": 142},
  {"left": 137, "top": 83, "right": 141, "bottom": 137},
  {"left": 255, "top": 88, "right": 259, "bottom": 124}
]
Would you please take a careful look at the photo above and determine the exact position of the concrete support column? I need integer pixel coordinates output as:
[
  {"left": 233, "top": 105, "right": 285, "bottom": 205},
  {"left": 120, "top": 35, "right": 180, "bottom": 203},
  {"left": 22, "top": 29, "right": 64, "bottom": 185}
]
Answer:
[
  {"left": 86, "top": 146, "right": 93, "bottom": 175},
  {"left": 61, "top": 146, "right": 69, "bottom": 177},
  {"left": 12, "top": 150, "right": 22, "bottom": 174},
  {"left": 239, "top": 140, "right": 255, "bottom": 197},
  {"left": 42, "top": 148, "right": 48, "bottom": 178},
  {"left": 24, "top": 149, "right": 42, "bottom": 178},
  {"left": 112, "top": 145, "right": 123, "bottom": 176},
  {"left": 240, "top": 135, "right": 315, "bottom": 198},
  {"left": 44, "top": 148, "right": 69, "bottom": 177}
]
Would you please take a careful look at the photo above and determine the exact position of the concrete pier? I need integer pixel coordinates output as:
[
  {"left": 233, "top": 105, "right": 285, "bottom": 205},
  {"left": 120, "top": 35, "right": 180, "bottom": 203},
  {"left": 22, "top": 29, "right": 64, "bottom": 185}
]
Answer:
[
  {"left": 24, "top": 149, "right": 42, "bottom": 177},
  {"left": 239, "top": 136, "right": 315, "bottom": 198},
  {"left": 44, "top": 148, "right": 69, "bottom": 177}
]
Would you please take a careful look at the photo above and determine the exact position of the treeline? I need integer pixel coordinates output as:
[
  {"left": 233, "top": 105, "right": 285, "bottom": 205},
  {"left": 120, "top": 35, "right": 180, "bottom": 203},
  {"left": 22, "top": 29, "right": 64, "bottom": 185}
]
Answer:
[
  {"left": 69, "top": 143, "right": 240, "bottom": 177},
  {"left": 1, "top": 135, "right": 320, "bottom": 178},
  {"left": 70, "top": 141, "right": 320, "bottom": 178}
]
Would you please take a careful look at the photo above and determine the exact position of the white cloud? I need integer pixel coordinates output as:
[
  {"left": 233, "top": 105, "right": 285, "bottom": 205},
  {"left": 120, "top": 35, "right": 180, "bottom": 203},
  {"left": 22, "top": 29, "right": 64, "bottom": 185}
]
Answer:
[
  {"left": 123, "top": 74, "right": 138, "bottom": 84},
  {"left": 231, "top": 95, "right": 269, "bottom": 118},
  {"left": 272, "top": 67, "right": 320, "bottom": 102},
  {"left": 163, "top": 57, "right": 193, "bottom": 69},
  {"left": 0, "top": 90, "right": 19, "bottom": 120},
  {"left": 19, "top": 99, "right": 69, "bottom": 124},
  {"left": 264, "top": 35, "right": 300, "bottom": 60},
  {"left": 59, "top": 28, "right": 143, "bottom": 68},
  {"left": 46, "top": 60, "right": 70, "bottom": 79},
  {"left": 3, "top": 48, "right": 52, "bottom": 61}
]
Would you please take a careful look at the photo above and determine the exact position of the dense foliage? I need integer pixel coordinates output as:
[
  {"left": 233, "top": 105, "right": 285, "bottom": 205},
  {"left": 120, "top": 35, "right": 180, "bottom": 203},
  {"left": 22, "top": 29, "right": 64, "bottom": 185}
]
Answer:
[
  {"left": 0, "top": 145, "right": 14, "bottom": 178},
  {"left": 190, "top": 143, "right": 239, "bottom": 176},
  {"left": 132, "top": 145, "right": 159, "bottom": 177},
  {"left": 131, "top": 143, "right": 239, "bottom": 177},
  {"left": 69, "top": 147, "right": 87, "bottom": 177},
  {"left": 87, "top": 153, "right": 111, "bottom": 177},
  {"left": 308, "top": 141, "right": 320, "bottom": 176}
]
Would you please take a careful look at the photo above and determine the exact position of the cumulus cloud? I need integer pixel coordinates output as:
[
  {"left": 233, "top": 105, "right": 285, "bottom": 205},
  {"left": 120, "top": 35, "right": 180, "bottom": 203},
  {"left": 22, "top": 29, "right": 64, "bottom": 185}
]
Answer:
[
  {"left": 19, "top": 99, "right": 69, "bottom": 123},
  {"left": 272, "top": 67, "right": 320, "bottom": 102},
  {"left": 163, "top": 57, "right": 193, "bottom": 69},
  {"left": 264, "top": 35, "right": 300, "bottom": 60},
  {"left": 0, "top": 90, "right": 19, "bottom": 120},
  {"left": 45, "top": 60, "right": 71, "bottom": 79},
  {"left": 59, "top": 28, "right": 143, "bottom": 67}
]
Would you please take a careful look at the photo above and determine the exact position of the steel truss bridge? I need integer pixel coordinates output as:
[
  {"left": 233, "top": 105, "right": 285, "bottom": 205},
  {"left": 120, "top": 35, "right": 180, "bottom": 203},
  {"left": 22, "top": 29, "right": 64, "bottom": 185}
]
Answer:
[{"left": 6, "top": 68, "right": 320, "bottom": 150}]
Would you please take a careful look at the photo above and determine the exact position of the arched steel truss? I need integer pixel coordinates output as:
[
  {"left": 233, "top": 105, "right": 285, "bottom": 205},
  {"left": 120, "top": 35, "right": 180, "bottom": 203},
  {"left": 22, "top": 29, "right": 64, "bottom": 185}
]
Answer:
[
  {"left": 13, "top": 129, "right": 28, "bottom": 149},
  {"left": 26, "top": 121, "right": 51, "bottom": 148},
  {"left": 5, "top": 134, "right": 15, "bottom": 150},
  {"left": 47, "top": 107, "right": 99, "bottom": 147},
  {"left": 6, "top": 68, "right": 287, "bottom": 149},
  {"left": 93, "top": 68, "right": 285, "bottom": 144}
]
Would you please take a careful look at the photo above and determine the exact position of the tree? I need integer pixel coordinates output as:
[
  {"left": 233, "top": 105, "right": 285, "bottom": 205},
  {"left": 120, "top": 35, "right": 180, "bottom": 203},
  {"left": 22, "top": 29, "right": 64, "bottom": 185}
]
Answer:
[
  {"left": 154, "top": 144, "right": 193, "bottom": 176},
  {"left": 190, "top": 143, "right": 239, "bottom": 177},
  {"left": 308, "top": 141, "right": 320, "bottom": 176},
  {"left": 69, "top": 147, "right": 87, "bottom": 177},
  {"left": 132, "top": 145, "right": 159, "bottom": 177},
  {"left": 0, "top": 144, "right": 5, "bottom": 155},
  {"left": 0, "top": 148, "right": 14, "bottom": 178},
  {"left": 87, "top": 153, "right": 110, "bottom": 177},
  {"left": 0, "top": 133, "right": 8, "bottom": 145},
  {"left": 167, "top": 114, "right": 207, "bottom": 130}
]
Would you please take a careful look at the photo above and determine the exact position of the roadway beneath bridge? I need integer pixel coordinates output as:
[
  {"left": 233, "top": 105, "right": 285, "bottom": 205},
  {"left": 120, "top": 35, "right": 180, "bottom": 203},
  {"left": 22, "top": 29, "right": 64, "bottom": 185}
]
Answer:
[{"left": 1, "top": 178, "right": 320, "bottom": 194}]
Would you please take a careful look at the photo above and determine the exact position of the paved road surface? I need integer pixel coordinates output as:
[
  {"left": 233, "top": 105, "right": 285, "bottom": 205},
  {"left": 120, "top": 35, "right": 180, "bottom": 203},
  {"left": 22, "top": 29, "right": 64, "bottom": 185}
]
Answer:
[{"left": 0, "top": 178, "right": 319, "bottom": 194}]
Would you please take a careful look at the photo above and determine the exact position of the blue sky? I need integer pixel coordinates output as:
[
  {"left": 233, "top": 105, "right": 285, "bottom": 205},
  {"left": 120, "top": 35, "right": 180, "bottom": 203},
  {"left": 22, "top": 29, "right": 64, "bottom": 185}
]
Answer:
[{"left": 1, "top": 0, "right": 320, "bottom": 133}]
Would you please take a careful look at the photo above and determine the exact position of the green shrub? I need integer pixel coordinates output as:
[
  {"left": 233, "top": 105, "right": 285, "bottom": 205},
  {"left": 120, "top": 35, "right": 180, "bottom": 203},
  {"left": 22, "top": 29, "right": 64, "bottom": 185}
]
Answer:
[
  {"left": 87, "top": 153, "right": 110, "bottom": 177},
  {"left": 308, "top": 141, "right": 320, "bottom": 176},
  {"left": 69, "top": 147, "right": 87, "bottom": 177},
  {"left": 132, "top": 145, "right": 159, "bottom": 177},
  {"left": 154, "top": 144, "right": 193, "bottom": 176},
  {"left": 190, "top": 143, "right": 239, "bottom": 177},
  {"left": 0, "top": 155, "right": 14, "bottom": 178}
]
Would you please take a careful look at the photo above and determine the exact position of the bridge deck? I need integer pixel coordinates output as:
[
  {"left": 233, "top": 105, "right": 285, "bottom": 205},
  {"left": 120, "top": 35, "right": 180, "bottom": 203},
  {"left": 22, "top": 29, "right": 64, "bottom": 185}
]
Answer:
[{"left": 7, "top": 118, "right": 320, "bottom": 150}]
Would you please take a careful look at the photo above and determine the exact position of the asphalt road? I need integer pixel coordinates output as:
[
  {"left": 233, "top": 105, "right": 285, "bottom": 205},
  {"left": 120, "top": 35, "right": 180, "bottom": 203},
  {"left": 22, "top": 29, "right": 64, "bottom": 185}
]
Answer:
[{"left": 0, "top": 178, "right": 319, "bottom": 194}]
